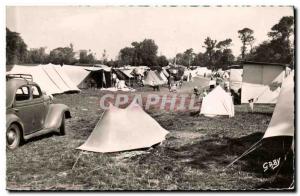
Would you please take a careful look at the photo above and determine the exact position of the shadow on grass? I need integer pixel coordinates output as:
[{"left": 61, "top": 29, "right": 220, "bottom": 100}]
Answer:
[
  {"left": 136, "top": 132, "right": 294, "bottom": 189},
  {"left": 21, "top": 131, "right": 61, "bottom": 146}
]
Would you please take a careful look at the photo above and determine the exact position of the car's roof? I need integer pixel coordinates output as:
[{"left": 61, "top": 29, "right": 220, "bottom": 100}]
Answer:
[{"left": 6, "top": 79, "right": 37, "bottom": 108}]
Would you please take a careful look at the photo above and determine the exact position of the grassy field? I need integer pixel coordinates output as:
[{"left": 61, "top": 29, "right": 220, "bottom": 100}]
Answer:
[{"left": 6, "top": 79, "right": 294, "bottom": 190}]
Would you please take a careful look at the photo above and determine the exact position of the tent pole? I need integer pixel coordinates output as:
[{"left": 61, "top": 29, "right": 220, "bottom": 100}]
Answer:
[{"left": 225, "top": 139, "right": 262, "bottom": 169}]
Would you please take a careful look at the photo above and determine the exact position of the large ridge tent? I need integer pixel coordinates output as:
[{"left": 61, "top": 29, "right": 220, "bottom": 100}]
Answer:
[
  {"left": 228, "top": 71, "right": 294, "bottom": 168},
  {"left": 84, "top": 67, "right": 113, "bottom": 89},
  {"left": 62, "top": 65, "right": 113, "bottom": 89},
  {"left": 200, "top": 86, "right": 235, "bottom": 117},
  {"left": 7, "top": 64, "right": 80, "bottom": 95},
  {"left": 143, "top": 70, "right": 165, "bottom": 86},
  {"left": 42, "top": 63, "right": 80, "bottom": 92},
  {"left": 241, "top": 61, "right": 289, "bottom": 104},
  {"left": 61, "top": 64, "right": 90, "bottom": 88},
  {"left": 51, "top": 64, "right": 81, "bottom": 92},
  {"left": 77, "top": 102, "right": 169, "bottom": 153}
]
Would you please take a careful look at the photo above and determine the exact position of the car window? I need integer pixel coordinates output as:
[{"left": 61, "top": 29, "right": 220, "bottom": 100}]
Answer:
[
  {"left": 32, "top": 85, "right": 42, "bottom": 99},
  {"left": 15, "top": 86, "right": 30, "bottom": 101}
]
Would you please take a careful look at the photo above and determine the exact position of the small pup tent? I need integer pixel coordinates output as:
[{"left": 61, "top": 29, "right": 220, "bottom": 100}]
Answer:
[
  {"left": 78, "top": 103, "right": 169, "bottom": 153},
  {"left": 200, "top": 86, "right": 234, "bottom": 117},
  {"left": 143, "top": 70, "right": 165, "bottom": 86},
  {"left": 241, "top": 61, "right": 289, "bottom": 104}
]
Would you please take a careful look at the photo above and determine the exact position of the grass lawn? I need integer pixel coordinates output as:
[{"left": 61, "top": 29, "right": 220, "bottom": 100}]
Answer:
[{"left": 6, "top": 80, "right": 294, "bottom": 191}]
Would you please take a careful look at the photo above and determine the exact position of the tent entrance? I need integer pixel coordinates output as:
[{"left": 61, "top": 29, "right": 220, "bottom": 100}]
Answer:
[{"left": 83, "top": 70, "right": 112, "bottom": 89}]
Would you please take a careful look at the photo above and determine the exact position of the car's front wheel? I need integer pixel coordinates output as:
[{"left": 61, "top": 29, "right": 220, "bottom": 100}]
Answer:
[{"left": 7, "top": 124, "right": 21, "bottom": 150}]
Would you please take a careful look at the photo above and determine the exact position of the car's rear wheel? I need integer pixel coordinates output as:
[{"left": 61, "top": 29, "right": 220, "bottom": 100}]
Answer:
[
  {"left": 59, "top": 115, "right": 65, "bottom": 136},
  {"left": 7, "top": 124, "right": 21, "bottom": 150}
]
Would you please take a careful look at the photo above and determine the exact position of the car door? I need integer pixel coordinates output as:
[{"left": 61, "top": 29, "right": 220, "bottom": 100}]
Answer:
[
  {"left": 14, "top": 85, "right": 36, "bottom": 135},
  {"left": 29, "top": 85, "right": 46, "bottom": 131}
]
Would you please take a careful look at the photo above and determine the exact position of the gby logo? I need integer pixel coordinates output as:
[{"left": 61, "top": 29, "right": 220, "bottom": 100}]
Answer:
[{"left": 99, "top": 94, "right": 201, "bottom": 111}]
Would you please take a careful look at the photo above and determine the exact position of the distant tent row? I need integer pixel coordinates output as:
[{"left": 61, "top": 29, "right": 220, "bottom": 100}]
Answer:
[
  {"left": 7, "top": 64, "right": 80, "bottom": 95},
  {"left": 61, "top": 65, "right": 138, "bottom": 89}
]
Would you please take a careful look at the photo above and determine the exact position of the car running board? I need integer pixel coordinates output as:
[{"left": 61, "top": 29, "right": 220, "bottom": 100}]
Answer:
[{"left": 23, "top": 128, "right": 59, "bottom": 141}]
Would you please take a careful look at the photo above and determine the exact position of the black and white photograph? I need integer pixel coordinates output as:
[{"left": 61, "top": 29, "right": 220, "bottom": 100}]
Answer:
[{"left": 5, "top": 5, "right": 295, "bottom": 191}]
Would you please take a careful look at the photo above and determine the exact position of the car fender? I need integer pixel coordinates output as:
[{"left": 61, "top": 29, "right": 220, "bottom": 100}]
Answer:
[
  {"left": 44, "top": 104, "right": 71, "bottom": 130},
  {"left": 6, "top": 113, "right": 25, "bottom": 133}
]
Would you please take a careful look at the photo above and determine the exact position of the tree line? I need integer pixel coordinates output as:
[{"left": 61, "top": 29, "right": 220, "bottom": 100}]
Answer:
[{"left": 6, "top": 16, "right": 294, "bottom": 69}]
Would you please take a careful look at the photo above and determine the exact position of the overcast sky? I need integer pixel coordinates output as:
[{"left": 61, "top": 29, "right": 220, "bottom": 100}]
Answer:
[{"left": 6, "top": 6, "right": 293, "bottom": 60}]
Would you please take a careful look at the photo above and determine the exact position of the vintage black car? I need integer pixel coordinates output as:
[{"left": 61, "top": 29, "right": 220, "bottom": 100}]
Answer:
[{"left": 6, "top": 74, "right": 71, "bottom": 149}]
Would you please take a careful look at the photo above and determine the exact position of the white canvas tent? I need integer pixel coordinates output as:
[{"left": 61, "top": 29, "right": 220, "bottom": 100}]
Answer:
[
  {"left": 162, "top": 68, "right": 170, "bottom": 78},
  {"left": 51, "top": 64, "right": 81, "bottom": 92},
  {"left": 227, "top": 71, "right": 294, "bottom": 168},
  {"left": 194, "top": 67, "right": 212, "bottom": 77},
  {"left": 42, "top": 64, "right": 80, "bottom": 92},
  {"left": 61, "top": 64, "right": 90, "bottom": 87},
  {"left": 143, "top": 70, "right": 165, "bottom": 86},
  {"left": 158, "top": 71, "right": 168, "bottom": 84},
  {"left": 200, "top": 86, "right": 234, "bottom": 117},
  {"left": 229, "top": 68, "right": 243, "bottom": 93},
  {"left": 263, "top": 71, "right": 294, "bottom": 138},
  {"left": 77, "top": 103, "right": 169, "bottom": 153},
  {"left": 241, "top": 62, "right": 288, "bottom": 104},
  {"left": 7, "top": 64, "right": 80, "bottom": 95}
]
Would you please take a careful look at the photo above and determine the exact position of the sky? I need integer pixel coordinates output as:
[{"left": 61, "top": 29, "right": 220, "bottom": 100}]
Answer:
[{"left": 6, "top": 6, "right": 294, "bottom": 60}]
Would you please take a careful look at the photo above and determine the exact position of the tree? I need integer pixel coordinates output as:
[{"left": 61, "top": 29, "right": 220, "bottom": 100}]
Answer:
[
  {"left": 26, "top": 47, "right": 49, "bottom": 64},
  {"left": 192, "top": 52, "right": 208, "bottom": 67},
  {"left": 268, "top": 16, "right": 294, "bottom": 42},
  {"left": 79, "top": 50, "right": 96, "bottom": 64},
  {"left": 216, "top": 39, "right": 232, "bottom": 51},
  {"left": 215, "top": 39, "right": 234, "bottom": 69},
  {"left": 119, "top": 47, "right": 135, "bottom": 66},
  {"left": 238, "top": 28, "right": 255, "bottom": 60},
  {"left": 138, "top": 39, "right": 158, "bottom": 67},
  {"left": 249, "top": 16, "right": 294, "bottom": 65},
  {"left": 101, "top": 49, "right": 108, "bottom": 64},
  {"left": 203, "top": 37, "right": 217, "bottom": 69},
  {"left": 157, "top": 55, "right": 169, "bottom": 67},
  {"left": 119, "top": 39, "right": 159, "bottom": 67},
  {"left": 175, "top": 48, "right": 195, "bottom": 67},
  {"left": 6, "top": 28, "right": 28, "bottom": 65},
  {"left": 49, "top": 44, "right": 76, "bottom": 65}
]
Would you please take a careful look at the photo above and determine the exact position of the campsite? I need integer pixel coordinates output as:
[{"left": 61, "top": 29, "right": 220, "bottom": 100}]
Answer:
[
  {"left": 6, "top": 70, "right": 294, "bottom": 190},
  {"left": 5, "top": 6, "right": 295, "bottom": 191}
]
